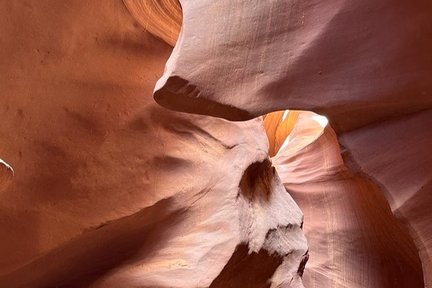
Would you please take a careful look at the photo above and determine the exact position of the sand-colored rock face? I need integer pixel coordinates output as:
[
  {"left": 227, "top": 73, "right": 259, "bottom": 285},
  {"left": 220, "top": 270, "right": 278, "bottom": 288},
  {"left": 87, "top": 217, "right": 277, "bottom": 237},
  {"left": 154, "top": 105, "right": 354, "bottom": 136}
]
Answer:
[
  {"left": 340, "top": 110, "right": 432, "bottom": 287},
  {"left": 0, "top": 1, "right": 307, "bottom": 287},
  {"left": 267, "top": 111, "right": 424, "bottom": 287},
  {"left": 149, "top": 0, "right": 432, "bottom": 286},
  {"left": 154, "top": 0, "right": 432, "bottom": 130}
]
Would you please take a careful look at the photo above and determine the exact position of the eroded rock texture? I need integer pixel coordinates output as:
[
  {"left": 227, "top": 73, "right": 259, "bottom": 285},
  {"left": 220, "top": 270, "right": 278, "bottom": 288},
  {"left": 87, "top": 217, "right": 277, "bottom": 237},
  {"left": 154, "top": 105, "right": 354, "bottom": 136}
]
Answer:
[
  {"left": 267, "top": 111, "right": 424, "bottom": 287},
  {"left": 1, "top": 0, "right": 431, "bottom": 287},
  {"left": 0, "top": 1, "right": 306, "bottom": 287},
  {"left": 123, "top": 0, "right": 181, "bottom": 46},
  {"left": 340, "top": 110, "right": 432, "bottom": 287},
  {"left": 151, "top": 0, "right": 432, "bottom": 287},
  {"left": 154, "top": 0, "right": 432, "bottom": 128}
]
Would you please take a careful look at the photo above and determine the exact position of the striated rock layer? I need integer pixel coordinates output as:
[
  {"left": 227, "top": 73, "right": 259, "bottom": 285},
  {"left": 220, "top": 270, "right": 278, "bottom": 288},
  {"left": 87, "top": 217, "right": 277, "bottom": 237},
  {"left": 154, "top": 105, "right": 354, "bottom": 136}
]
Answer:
[
  {"left": 0, "top": 1, "right": 307, "bottom": 287},
  {"left": 1, "top": 0, "right": 431, "bottom": 287},
  {"left": 123, "top": 0, "right": 181, "bottom": 46},
  {"left": 154, "top": 0, "right": 432, "bottom": 129},
  {"left": 340, "top": 110, "right": 432, "bottom": 287},
  {"left": 150, "top": 0, "right": 432, "bottom": 286},
  {"left": 267, "top": 111, "right": 424, "bottom": 287}
]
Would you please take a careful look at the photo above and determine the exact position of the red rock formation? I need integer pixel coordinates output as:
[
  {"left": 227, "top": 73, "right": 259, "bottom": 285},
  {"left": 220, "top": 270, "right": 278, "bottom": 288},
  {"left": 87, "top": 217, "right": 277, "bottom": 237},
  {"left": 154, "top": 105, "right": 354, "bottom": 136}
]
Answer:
[
  {"left": 123, "top": 0, "right": 181, "bottom": 46},
  {"left": 150, "top": 0, "right": 432, "bottom": 286},
  {"left": 0, "top": 1, "right": 307, "bottom": 287},
  {"left": 340, "top": 110, "right": 432, "bottom": 286},
  {"left": 1, "top": 0, "right": 431, "bottom": 287},
  {"left": 267, "top": 111, "right": 424, "bottom": 287},
  {"left": 154, "top": 0, "right": 432, "bottom": 129}
]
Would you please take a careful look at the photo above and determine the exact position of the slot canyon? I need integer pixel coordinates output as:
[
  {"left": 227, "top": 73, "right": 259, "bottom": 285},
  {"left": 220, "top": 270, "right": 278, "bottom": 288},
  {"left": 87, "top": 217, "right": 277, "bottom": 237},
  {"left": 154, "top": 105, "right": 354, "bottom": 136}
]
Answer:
[{"left": 0, "top": 0, "right": 431, "bottom": 287}]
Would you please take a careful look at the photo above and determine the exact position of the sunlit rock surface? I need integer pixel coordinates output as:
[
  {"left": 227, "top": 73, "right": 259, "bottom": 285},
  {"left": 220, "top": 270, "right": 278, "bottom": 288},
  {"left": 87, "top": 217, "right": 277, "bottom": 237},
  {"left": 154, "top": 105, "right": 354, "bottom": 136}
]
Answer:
[
  {"left": 0, "top": 1, "right": 307, "bottom": 287},
  {"left": 267, "top": 111, "right": 424, "bottom": 287},
  {"left": 151, "top": 0, "right": 432, "bottom": 286},
  {"left": 123, "top": 0, "right": 181, "bottom": 46},
  {"left": 1, "top": 0, "right": 431, "bottom": 287},
  {"left": 154, "top": 0, "right": 432, "bottom": 129}
]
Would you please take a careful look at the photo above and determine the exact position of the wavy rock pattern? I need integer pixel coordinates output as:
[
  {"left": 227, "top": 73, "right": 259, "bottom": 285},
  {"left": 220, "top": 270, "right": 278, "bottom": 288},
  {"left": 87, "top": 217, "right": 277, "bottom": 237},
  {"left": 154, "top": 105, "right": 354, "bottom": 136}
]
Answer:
[
  {"left": 340, "top": 110, "right": 432, "bottom": 287},
  {"left": 0, "top": 1, "right": 307, "bottom": 287},
  {"left": 1, "top": 0, "right": 431, "bottom": 287},
  {"left": 150, "top": 0, "right": 432, "bottom": 286},
  {"left": 154, "top": 0, "right": 432, "bottom": 129},
  {"left": 268, "top": 111, "right": 424, "bottom": 287},
  {"left": 123, "top": 0, "right": 181, "bottom": 46}
]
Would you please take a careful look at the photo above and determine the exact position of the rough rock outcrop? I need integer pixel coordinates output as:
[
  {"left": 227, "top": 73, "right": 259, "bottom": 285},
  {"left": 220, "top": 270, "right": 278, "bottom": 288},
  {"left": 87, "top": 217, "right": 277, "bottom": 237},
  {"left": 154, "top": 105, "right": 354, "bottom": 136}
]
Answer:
[{"left": 0, "top": 1, "right": 307, "bottom": 287}]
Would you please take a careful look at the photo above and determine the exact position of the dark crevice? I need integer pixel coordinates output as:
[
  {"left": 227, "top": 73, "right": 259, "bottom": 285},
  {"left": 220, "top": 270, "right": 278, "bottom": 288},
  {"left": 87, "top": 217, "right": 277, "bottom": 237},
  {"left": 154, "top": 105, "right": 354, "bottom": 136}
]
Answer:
[
  {"left": 238, "top": 159, "right": 274, "bottom": 202},
  {"left": 154, "top": 76, "right": 254, "bottom": 121},
  {"left": 209, "top": 244, "right": 283, "bottom": 288}
]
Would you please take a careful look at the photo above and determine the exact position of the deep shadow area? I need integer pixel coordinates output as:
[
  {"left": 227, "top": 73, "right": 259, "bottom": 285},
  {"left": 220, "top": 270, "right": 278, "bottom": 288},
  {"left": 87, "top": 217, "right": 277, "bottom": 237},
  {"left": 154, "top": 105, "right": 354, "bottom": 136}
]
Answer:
[
  {"left": 239, "top": 159, "right": 274, "bottom": 202},
  {"left": 209, "top": 244, "right": 283, "bottom": 288},
  {"left": 154, "top": 76, "right": 254, "bottom": 121}
]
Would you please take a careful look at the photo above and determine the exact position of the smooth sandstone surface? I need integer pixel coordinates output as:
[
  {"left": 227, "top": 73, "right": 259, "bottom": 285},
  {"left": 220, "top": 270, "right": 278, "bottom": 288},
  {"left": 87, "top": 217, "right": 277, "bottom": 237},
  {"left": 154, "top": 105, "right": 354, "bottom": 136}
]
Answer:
[
  {"left": 340, "top": 110, "right": 432, "bottom": 287},
  {"left": 154, "top": 0, "right": 432, "bottom": 131},
  {"left": 0, "top": 1, "right": 307, "bottom": 287},
  {"left": 123, "top": 0, "right": 181, "bottom": 46},
  {"left": 1, "top": 0, "right": 431, "bottom": 287},
  {"left": 151, "top": 0, "right": 432, "bottom": 286},
  {"left": 268, "top": 111, "right": 424, "bottom": 287}
]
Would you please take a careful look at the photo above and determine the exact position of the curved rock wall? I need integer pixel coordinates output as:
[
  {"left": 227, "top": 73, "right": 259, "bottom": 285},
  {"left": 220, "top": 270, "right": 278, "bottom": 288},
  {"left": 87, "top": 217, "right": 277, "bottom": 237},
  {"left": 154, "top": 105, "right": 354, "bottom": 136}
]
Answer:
[
  {"left": 154, "top": 0, "right": 432, "bottom": 129},
  {"left": 147, "top": 0, "right": 432, "bottom": 286},
  {"left": 268, "top": 111, "right": 424, "bottom": 287},
  {"left": 123, "top": 0, "right": 181, "bottom": 46},
  {"left": 0, "top": 1, "right": 307, "bottom": 287},
  {"left": 1, "top": 0, "right": 431, "bottom": 287}
]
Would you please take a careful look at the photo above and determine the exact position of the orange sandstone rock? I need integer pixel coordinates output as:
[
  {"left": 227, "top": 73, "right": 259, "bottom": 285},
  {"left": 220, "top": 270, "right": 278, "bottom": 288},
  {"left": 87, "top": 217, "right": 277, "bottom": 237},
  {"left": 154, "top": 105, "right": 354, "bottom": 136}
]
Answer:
[{"left": 0, "top": 1, "right": 307, "bottom": 287}]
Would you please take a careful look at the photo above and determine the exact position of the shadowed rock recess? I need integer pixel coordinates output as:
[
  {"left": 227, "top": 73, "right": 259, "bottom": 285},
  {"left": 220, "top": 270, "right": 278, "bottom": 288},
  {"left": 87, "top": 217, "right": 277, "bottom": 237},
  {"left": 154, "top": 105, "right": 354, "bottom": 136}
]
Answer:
[{"left": 0, "top": 0, "right": 430, "bottom": 287}]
